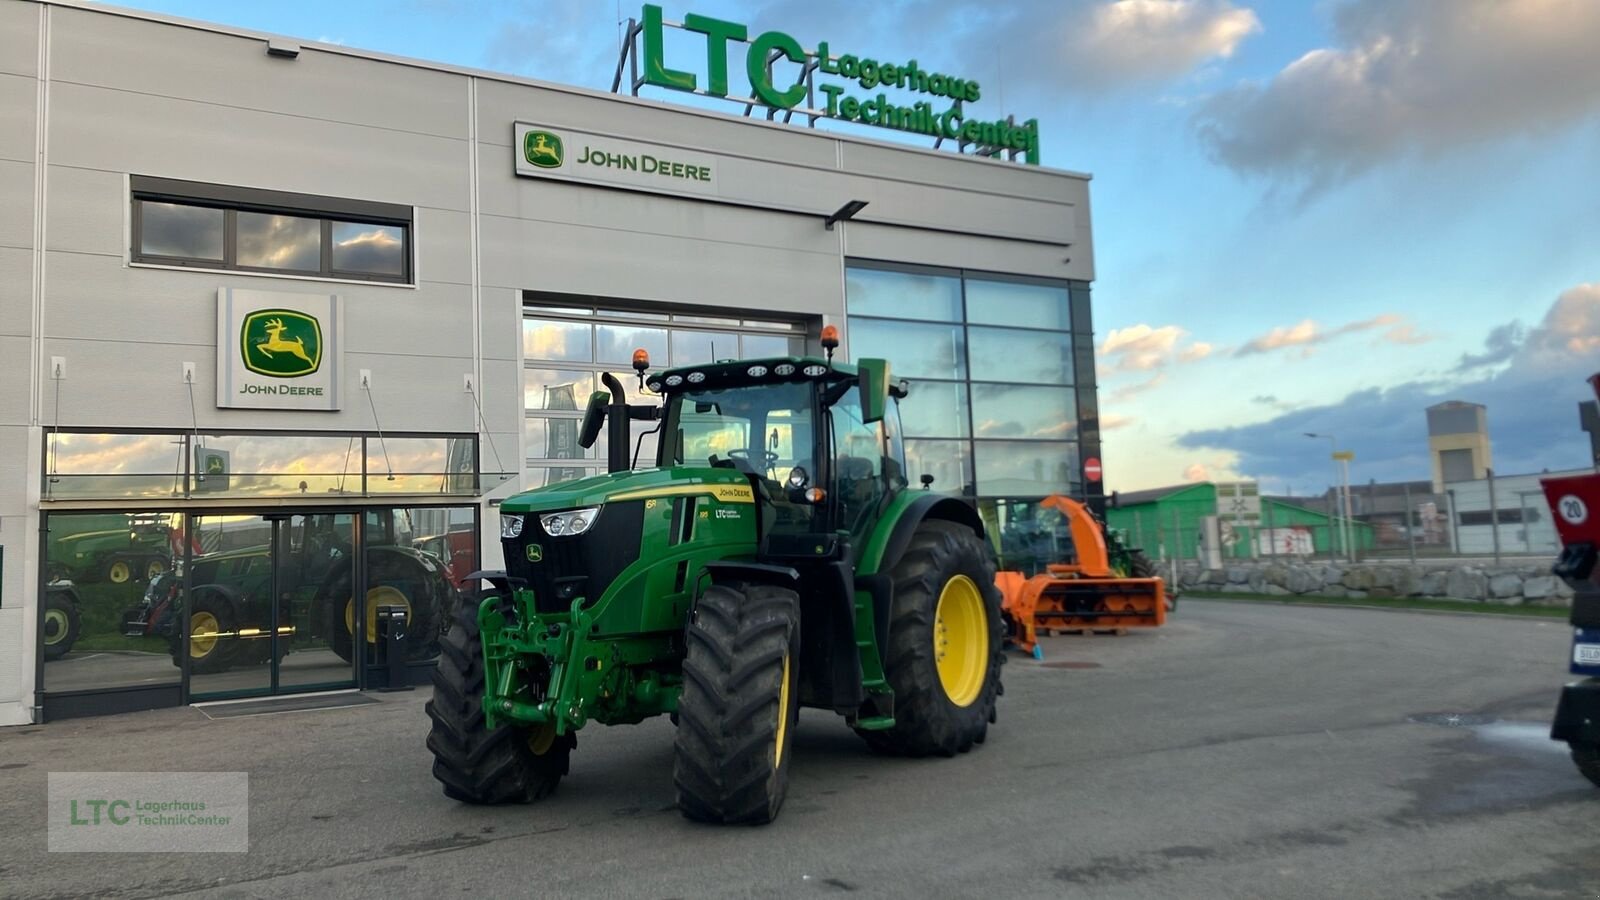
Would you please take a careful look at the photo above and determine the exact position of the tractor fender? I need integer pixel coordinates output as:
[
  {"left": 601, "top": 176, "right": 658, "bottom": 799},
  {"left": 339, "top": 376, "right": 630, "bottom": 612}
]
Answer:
[
  {"left": 861, "top": 493, "right": 987, "bottom": 577},
  {"left": 190, "top": 582, "right": 246, "bottom": 624}
]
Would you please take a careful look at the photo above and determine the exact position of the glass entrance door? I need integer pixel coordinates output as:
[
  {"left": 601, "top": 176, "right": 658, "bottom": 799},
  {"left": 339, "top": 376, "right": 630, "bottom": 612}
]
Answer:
[
  {"left": 276, "top": 513, "right": 360, "bottom": 692},
  {"left": 186, "top": 513, "right": 358, "bottom": 699}
]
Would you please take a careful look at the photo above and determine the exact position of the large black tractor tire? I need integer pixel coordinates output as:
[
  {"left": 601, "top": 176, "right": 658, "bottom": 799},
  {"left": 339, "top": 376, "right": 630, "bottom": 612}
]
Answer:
[
  {"left": 858, "top": 519, "right": 1005, "bottom": 757},
  {"left": 323, "top": 552, "right": 446, "bottom": 664},
  {"left": 674, "top": 581, "right": 801, "bottom": 825},
  {"left": 426, "top": 592, "right": 573, "bottom": 803},
  {"left": 180, "top": 588, "right": 245, "bottom": 675},
  {"left": 1570, "top": 743, "right": 1600, "bottom": 789},
  {"left": 41, "top": 588, "right": 82, "bottom": 661},
  {"left": 1129, "top": 549, "right": 1175, "bottom": 612}
]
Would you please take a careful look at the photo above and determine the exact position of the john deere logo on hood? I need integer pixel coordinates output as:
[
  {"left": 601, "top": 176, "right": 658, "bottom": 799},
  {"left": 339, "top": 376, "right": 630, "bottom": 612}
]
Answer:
[
  {"left": 242, "top": 310, "right": 322, "bottom": 378},
  {"left": 524, "top": 130, "right": 564, "bottom": 169}
]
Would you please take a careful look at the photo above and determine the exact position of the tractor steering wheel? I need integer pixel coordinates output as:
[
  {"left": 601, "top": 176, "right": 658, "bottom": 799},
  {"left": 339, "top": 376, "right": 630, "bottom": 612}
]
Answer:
[{"left": 727, "top": 448, "right": 780, "bottom": 468}]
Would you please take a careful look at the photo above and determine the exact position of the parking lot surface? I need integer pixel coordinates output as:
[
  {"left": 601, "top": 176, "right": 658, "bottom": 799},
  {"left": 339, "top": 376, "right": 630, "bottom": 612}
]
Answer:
[{"left": 2, "top": 599, "right": 1596, "bottom": 899}]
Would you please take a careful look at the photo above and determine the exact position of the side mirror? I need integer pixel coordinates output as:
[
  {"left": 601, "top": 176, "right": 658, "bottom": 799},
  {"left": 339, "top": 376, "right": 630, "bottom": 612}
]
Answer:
[{"left": 578, "top": 390, "right": 609, "bottom": 449}]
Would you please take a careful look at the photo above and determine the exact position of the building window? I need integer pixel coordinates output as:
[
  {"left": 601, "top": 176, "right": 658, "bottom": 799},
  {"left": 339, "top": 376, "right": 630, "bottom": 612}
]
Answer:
[
  {"left": 521, "top": 297, "right": 808, "bottom": 488},
  {"left": 130, "top": 176, "right": 412, "bottom": 284},
  {"left": 845, "top": 262, "right": 1092, "bottom": 501}
]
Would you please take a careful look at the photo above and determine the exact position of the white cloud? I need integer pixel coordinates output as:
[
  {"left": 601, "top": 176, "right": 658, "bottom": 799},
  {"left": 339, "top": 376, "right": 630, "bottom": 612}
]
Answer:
[
  {"left": 1195, "top": 0, "right": 1600, "bottom": 187},
  {"left": 1065, "top": 0, "right": 1261, "bottom": 88},
  {"left": 1110, "top": 372, "right": 1167, "bottom": 401},
  {"left": 1182, "top": 462, "right": 1210, "bottom": 482},
  {"left": 1100, "top": 323, "right": 1214, "bottom": 373},
  {"left": 1235, "top": 313, "right": 1407, "bottom": 357},
  {"left": 1100, "top": 413, "right": 1137, "bottom": 431}
]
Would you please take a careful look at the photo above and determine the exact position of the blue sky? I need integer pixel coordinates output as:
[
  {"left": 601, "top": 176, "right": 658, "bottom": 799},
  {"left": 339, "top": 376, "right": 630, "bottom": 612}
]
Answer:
[{"left": 108, "top": 0, "right": 1600, "bottom": 494}]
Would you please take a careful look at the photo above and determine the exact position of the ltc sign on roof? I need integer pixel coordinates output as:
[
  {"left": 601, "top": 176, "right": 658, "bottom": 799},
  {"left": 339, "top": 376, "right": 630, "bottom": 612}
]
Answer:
[{"left": 635, "top": 4, "right": 1041, "bottom": 164}]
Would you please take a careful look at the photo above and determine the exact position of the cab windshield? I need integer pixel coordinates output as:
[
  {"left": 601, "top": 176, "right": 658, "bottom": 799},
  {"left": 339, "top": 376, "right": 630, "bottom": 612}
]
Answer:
[{"left": 661, "top": 382, "right": 816, "bottom": 487}]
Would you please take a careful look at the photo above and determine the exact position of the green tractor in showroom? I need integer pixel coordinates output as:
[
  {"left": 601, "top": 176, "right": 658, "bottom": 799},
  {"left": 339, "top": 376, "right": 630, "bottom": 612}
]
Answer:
[{"left": 427, "top": 337, "right": 1006, "bottom": 824}]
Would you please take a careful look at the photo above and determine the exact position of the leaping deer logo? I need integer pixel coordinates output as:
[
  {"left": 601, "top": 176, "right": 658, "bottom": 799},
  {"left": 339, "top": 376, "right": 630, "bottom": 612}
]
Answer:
[
  {"left": 255, "top": 318, "right": 314, "bottom": 366},
  {"left": 524, "top": 130, "right": 563, "bottom": 168},
  {"left": 241, "top": 310, "right": 321, "bottom": 377}
]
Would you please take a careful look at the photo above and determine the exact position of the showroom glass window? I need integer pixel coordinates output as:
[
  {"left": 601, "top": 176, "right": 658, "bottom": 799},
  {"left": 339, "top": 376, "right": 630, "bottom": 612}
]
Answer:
[
  {"left": 846, "top": 262, "right": 1098, "bottom": 569},
  {"left": 521, "top": 299, "right": 808, "bottom": 489},
  {"left": 130, "top": 176, "right": 412, "bottom": 284}
]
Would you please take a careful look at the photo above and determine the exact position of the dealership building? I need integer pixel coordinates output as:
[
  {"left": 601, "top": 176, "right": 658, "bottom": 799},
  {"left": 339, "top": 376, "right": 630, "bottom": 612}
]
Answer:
[{"left": 0, "top": 0, "right": 1097, "bottom": 724}]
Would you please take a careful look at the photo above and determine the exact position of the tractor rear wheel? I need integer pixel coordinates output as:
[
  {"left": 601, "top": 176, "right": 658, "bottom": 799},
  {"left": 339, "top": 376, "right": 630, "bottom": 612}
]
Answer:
[
  {"left": 674, "top": 581, "right": 801, "bottom": 825},
  {"left": 1571, "top": 742, "right": 1600, "bottom": 788},
  {"left": 1129, "top": 549, "right": 1174, "bottom": 611},
  {"left": 859, "top": 519, "right": 1005, "bottom": 757},
  {"left": 426, "top": 592, "right": 572, "bottom": 803}
]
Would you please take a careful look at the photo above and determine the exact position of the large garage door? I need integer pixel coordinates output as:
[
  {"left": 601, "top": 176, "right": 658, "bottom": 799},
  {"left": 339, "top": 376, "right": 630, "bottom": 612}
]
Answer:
[{"left": 521, "top": 299, "right": 809, "bottom": 488}]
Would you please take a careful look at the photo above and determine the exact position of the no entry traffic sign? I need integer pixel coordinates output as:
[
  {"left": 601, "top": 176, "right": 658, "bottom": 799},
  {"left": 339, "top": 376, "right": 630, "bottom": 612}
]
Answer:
[{"left": 1084, "top": 457, "right": 1102, "bottom": 482}]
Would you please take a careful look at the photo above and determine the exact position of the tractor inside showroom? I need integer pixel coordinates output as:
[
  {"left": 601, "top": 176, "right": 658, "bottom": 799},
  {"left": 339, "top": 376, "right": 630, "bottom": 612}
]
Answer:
[
  {"left": 427, "top": 333, "right": 1006, "bottom": 824},
  {"left": 122, "top": 510, "right": 451, "bottom": 674}
]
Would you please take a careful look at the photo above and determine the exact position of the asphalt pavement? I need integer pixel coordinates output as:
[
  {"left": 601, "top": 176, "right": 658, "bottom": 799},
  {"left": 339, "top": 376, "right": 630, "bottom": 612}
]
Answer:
[{"left": 1, "top": 599, "right": 1596, "bottom": 899}]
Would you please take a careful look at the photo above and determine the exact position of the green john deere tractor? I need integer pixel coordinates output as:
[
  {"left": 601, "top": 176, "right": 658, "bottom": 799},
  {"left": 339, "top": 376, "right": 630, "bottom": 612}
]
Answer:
[{"left": 427, "top": 344, "right": 1006, "bottom": 824}]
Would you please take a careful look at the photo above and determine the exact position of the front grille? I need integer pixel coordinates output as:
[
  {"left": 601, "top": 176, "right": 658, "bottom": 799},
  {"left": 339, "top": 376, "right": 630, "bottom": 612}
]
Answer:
[{"left": 505, "top": 501, "right": 645, "bottom": 613}]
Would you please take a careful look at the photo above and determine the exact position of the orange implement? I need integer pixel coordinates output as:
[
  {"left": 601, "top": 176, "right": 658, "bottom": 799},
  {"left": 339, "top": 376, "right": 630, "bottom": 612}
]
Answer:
[{"left": 994, "top": 495, "right": 1168, "bottom": 656}]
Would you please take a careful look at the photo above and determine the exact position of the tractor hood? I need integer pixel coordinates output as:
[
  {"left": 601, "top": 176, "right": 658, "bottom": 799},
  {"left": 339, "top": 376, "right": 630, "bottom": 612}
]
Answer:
[{"left": 498, "top": 466, "right": 754, "bottom": 515}]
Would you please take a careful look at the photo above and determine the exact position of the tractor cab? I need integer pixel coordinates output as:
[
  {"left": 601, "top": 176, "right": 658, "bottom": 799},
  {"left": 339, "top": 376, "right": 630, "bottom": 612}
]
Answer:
[{"left": 577, "top": 331, "right": 911, "bottom": 567}]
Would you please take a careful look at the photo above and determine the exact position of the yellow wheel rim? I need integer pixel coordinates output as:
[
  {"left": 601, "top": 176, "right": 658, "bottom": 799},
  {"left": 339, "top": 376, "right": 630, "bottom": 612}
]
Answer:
[
  {"left": 933, "top": 575, "right": 988, "bottom": 708},
  {"left": 528, "top": 723, "right": 557, "bottom": 756},
  {"left": 190, "top": 611, "right": 221, "bottom": 659},
  {"left": 345, "top": 586, "right": 412, "bottom": 644},
  {"left": 108, "top": 561, "right": 131, "bottom": 584},
  {"left": 775, "top": 652, "right": 792, "bottom": 768},
  {"left": 43, "top": 609, "right": 69, "bottom": 645},
  {"left": 146, "top": 559, "right": 167, "bottom": 579}
]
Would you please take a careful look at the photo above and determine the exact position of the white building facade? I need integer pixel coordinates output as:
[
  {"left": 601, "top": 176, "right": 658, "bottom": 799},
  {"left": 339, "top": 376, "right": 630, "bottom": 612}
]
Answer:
[{"left": 0, "top": 0, "right": 1095, "bottom": 723}]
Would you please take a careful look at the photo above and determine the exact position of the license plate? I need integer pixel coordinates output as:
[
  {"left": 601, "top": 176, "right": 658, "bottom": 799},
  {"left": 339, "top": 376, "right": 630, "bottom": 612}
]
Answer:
[{"left": 1575, "top": 645, "right": 1600, "bottom": 665}]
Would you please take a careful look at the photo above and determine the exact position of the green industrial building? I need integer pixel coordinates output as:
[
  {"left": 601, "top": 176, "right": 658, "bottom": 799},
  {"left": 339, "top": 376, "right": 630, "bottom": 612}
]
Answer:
[{"left": 1107, "top": 483, "right": 1373, "bottom": 562}]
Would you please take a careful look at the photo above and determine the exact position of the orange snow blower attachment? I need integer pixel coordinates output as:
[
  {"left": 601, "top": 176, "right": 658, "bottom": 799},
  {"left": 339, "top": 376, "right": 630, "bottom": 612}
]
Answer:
[{"left": 994, "top": 495, "right": 1167, "bottom": 656}]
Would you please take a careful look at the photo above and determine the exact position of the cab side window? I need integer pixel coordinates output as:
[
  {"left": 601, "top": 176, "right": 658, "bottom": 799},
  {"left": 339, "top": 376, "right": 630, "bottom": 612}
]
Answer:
[{"left": 830, "top": 386, "right": 884, "bottom": 536}]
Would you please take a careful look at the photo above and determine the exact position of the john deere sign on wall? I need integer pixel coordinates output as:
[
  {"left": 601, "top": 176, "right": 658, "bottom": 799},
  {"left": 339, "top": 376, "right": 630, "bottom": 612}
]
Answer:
[
  {"left": 513, "top": 123, "right": 719, "bottom": 197},
  {"left": 216, "top": 288, "right": 343, "bottom": 411},
  {"left": 634, "top": 4, "right": 1039, "bottom": 164}
]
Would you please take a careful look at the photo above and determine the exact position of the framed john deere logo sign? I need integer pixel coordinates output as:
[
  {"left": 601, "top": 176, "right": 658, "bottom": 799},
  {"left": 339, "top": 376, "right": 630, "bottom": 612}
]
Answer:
[{"left": 216, "top": 288, "right": 344, "bottom": 410}]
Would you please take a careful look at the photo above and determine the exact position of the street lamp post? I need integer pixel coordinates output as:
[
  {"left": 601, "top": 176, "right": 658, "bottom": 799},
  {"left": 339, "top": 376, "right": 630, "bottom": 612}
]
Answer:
[{"left": 1305, "top": 432, "right": 1354, "bottom": 562}]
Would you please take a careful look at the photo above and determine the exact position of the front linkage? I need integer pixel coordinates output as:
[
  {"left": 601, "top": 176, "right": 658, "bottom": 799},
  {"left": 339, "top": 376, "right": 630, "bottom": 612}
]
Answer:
[{"left": 477, "top": 588, "right": 680, "bottom": 735}]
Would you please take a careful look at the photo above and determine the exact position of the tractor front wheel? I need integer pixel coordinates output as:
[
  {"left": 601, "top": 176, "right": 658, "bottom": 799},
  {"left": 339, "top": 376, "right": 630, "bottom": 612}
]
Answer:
[
  {"left": 1129, "top": 549, "right": 1174, "bottom": 612},
  {"left": 674, "top": 581, "right": 801, "bottom": 825},
  {"left": 859, "top": 519, "right": 1005, "bottom": 757},
  {"left": 426, "top": 592, "right": 573, "bottom": 803},
  {"left": 41, "top": 589, "right": 82, "bottom": 661}
]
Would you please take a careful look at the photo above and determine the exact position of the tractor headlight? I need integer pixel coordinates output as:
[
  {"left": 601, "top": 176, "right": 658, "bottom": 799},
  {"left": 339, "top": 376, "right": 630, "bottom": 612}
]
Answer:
[
  {"left": 499, "top": 514, "right": 524, "bottom": 539},
  {"left": 540, "top": 506, "right": 601, "bottom": 537}
]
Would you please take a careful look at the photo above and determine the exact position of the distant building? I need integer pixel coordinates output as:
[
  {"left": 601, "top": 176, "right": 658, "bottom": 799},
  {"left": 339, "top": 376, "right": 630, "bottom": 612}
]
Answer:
[
  {"left": 1443, "top": 468, "right": 1591, "bottom": 555},
  {"left": 1428, "top": 401, "right": 1491, "bottom": 491},
  {"left": 1108, "top": 481, "right": 1372, "bottom": 561}
]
